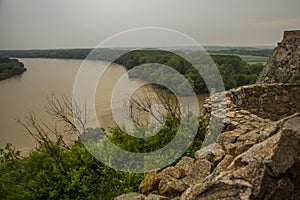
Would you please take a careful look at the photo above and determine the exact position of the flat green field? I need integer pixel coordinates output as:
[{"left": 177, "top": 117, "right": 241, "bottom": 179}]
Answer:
[{"left": 239, "top": 55, "right": 269, "bottom": 64}]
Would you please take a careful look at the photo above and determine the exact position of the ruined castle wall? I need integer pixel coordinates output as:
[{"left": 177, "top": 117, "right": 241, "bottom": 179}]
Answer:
[
  {"left": 283, "top": 30, "right": 300, "bottom": 40},
  {"left": 226, "top": 84, "right": 300, "bottom": 121}
]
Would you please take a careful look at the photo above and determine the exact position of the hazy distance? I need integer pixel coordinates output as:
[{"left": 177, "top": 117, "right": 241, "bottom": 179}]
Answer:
[{"left": 0, "top": 0, "right": 299, "bottom": 49}]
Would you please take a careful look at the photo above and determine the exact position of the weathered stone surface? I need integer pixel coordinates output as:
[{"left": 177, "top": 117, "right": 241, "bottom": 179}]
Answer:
[
  {"left": 194, "top": 143, "right": 225, "bottom": 163},
  {"left": 175, "top": 157, "right": 195, "bottom": 176},
  {"left": 116, "top": 113, "right": 300, "bottom": 200},
  {"left": 181, "top": 178, "right": 253, "bottom": 200},
  {"left": 212, "top": 154, "right": 234, "bottom": 174},
  {"left": 217, "top": 130, "right": 246, "bottom": 147},
  {"left": 144, "top": 194, "right": 170, "bottom": 200},
  {"left": 224, "top": 140, "right": 256, "bottom": 157},
  {"left": 226, "top": 111, "right": 236, "bottom": 118},
  {"left": 257, "top": 30, "right": 300, "bottom": 84},
  {"left": 116, "top": 112, "right": 300, "bottom": 200},
  {"left": 139, "top": 170, "right": 162, "bottom": 195},
  {"left": 161, "top": 167, "right": 181, "bottom": 179},
  {"left": 181, "top": 159, "right": 212, "bottom": 187},
  {"left": 114, "top": 192, "right": 146, "bottom": 200},
  {"left": 158, "top": 175, "right": 187, "bottom": 197}
]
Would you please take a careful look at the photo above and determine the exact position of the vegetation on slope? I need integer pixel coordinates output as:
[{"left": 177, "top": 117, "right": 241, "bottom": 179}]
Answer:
[{"left": 0, "top": 95, "right": 207, "bottom": 199}]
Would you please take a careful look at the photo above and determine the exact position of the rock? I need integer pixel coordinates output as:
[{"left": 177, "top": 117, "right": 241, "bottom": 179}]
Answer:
[
  {"left": 257, "top": 30, "right": 300, "bottom": 84},
  {"left": 181, "top": 179, "right": 252, "bottom": 200},
  {"left": 240, "top": 110, "right": 251, "bottom": 115},
  {"left": 194, "top": 143, "right": 225, "bottom": 163},
  {"left": 236, "top": 130, "right": 259, "bottom": 143},
  {"left": 182, "top": 114, "right": 300, "bottom": 200},
  {"left": 224, "top": 140, "right": 255, "bottom": 157},
  {"left": 181, "top": 159, "right": 212, "bottom": 187},
  {"left": 265, "top": 126, "right": 300, "bottom": 177},
  {"left": 145, "top": 194, "right": 170, "bottom": 200},
  {"left": 161, "top": 167, "right": 181, "bottom": 179},
  {"left": 213, "top": 155, "right": 234, "bottom": 174},
  {"left": 175, "top": 157, "right": 195, "bottom": 176},
  {"left": 114, "top": 192, "right": 146, "bottom": 200},
  {"left": 217, "top": 130, "right": 246, "bottom": 147},
  {"left": 117, "top": 113, "right": 300, "bottom": 200},
  {"left": 226, "top": 111, "right": 236, "bottom": 118},
  {"left": 158, "top": 175, "right": 187, "bottom": 197},
  {"left": 139, "top": 170, "right": 162, "bottom": 195}
]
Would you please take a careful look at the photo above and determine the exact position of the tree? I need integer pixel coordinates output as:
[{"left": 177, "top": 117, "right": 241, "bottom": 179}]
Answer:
[{"left": 0, "top": 95, "right": 144, "bottom": 200}]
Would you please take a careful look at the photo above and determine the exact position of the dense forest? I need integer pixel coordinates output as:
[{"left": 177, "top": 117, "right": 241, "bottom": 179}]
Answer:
[
  {"left": 0, "top": 58, "right": 26, "bottom": 81},
  {"left": 115, "top": 50, "right": 264, "bottom": 94},
  {"left": 0, "top": 47, "right": 272, "bottom": 60},
  {"left": 0, "top": 49, "right": 122, "bottom": 61},
  {"left": 207, "top": 47, "right": 273, "bottom": 57}
]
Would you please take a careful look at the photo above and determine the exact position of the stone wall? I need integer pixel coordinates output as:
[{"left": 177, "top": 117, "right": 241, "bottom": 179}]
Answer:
[
  {"left": 224, "top": 84, "right": 300, "bottom": 121},
  {"left": 283, "top": 30, "right": 300, "bottom": 40}
]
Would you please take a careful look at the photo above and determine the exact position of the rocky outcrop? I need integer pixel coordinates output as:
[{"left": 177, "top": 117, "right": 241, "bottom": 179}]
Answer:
[
  {"left": 115, "top": 31, "right": 300, "bottom": 199},
  {"left": 114, "top": 84, "right": 300, "bottom": 200},
  {"left": 257, "top": 30, "right": 300, "bottom": 83}
]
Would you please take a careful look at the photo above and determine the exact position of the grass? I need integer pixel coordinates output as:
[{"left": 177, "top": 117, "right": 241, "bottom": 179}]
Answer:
[{"left": 239, "top": 55, "right": 269, "bottom": 65}]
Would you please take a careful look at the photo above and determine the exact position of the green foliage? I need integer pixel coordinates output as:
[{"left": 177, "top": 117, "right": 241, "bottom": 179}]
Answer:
[
  {"left": 292, "top": 75, "right": 300, "bottom": 84},
  {"left": 0, "top": 49, "right": 124, "bottom": 61},
  {"left": 285, "top": 75, "right": 300, "bottom": 84},
  {"left": 207, "top": 47, "right": 273, "bottom": 57},
  {"left": 238, "top": 55, "right": 269, "bottom": 64},
  {"left": 108, "top": 114, "right": 206, "bottom": 161},
  {"left": 212, "top": 55, "right": 264, "bottom": 89},
  {"left": 115, "top": 50, "right": 264, "bottom": 93},
  {"left": 0, "top": 58, "right": 26, "bottom": 81},
  {"left": 0, "top": 141, "right": 144, "bottom": 200},
  {"left": 0, "top": 113, "right": 208, "bottom": 199},
  {"left": 109, "top": 115, "right": 179, "bottom": 153},
  {"left": 0, "top": 50, "right": 264, "bottom": 90}
]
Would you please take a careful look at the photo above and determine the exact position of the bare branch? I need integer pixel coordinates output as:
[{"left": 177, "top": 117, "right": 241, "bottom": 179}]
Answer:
[
  {"left": 126, "top": 86, "right": 182, "bottom": 126},
  {"left": 17, "top": 93, "right": 90, "bottom": 150}
]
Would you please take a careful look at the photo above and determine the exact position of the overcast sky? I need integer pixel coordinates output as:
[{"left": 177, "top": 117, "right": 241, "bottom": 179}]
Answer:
[{"left": 0, "top": 0, "right": 299, "bottom": 49}]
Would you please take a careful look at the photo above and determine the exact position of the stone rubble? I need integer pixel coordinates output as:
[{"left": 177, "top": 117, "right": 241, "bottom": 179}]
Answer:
[{"left": 115, "top": 83, "right": 300, "bottom": 200}]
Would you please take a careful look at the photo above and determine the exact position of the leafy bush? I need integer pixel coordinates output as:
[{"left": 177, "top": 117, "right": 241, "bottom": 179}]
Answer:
[
  {"left": 0, "top": 141, "right": 144, "bottom": 200},
  {"left": 0, "top": 113, "right": 207, "bottom": 199}
]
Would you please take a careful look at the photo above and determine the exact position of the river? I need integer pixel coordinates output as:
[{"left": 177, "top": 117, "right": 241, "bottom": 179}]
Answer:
[{"left": 0, "top": 58, "right": 208, "bottom": 152}]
